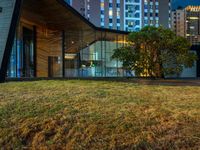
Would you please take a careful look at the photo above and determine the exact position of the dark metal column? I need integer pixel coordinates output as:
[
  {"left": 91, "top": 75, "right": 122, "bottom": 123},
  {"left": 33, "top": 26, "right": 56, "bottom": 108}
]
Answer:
[
  {"left": 62, "top": 30, "right": 65, "bottom": 77},
  {"left": 100, "top": 32, "right": 103, "bottom": 77},
  {"left": 104, "top": 32, "right": 107, "bottom": 77},
  {"left": 33, "top": 26, "right": 37, "bottom": 77},
  {"left": 116, "top": 34, "right": 119, "bottom": 77}
]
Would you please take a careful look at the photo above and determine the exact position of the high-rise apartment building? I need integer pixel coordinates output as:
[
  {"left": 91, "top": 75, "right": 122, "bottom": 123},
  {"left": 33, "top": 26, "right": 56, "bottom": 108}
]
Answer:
[
  {"left": 124, "top": 0, "right": 171, "bottom": 31},
  {"left": 124, "top": 0, "right": 142, "bottom": 31},
  {"left": 142, "top": 0, "right": 171, "bottom": 29},
  {"left": 99, "top": 0, "right": 125, "bottom": 30},
  {"left": 70, "top": 0, "right": 91, "bottom": 20},
  {"left": 69, "top": 0, "right": 171, "bottom": 31},
  {"left": 70, "top": 0, "right": 125, "bottom": 30},
  {"left": 171, "top": 8, "right": 186, "bottom": 37},
  {"left": 172, "top": 6, "right": 200, "bottom": 45},
  {"left": 185, "top": 6, "right": 200, "bottom": 45}
]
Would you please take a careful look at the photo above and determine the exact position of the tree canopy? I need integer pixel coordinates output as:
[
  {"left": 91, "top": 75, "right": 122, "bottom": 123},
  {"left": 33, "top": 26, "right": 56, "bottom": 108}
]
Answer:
[{"left": 112, "top": 26, "right": 197, "bottom": 78}]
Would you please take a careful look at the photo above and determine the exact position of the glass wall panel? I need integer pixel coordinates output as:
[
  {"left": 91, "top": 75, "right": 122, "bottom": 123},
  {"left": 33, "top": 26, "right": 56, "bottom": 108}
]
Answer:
[
  {"left": 22, "top": 27, "right": 35, "bottom": 77},
  {"left": 102, "top": 32, "right": 120, "bottom": 77},
  {"left": 7, "top": 23, "right": 128, "bottom": 78},
  {"left": 117, "top": 34, "right": 126, "bottom": 77},
  {"left": 105, "top": 41, "right": 118, "bottom": 77},
  {"left": 81, "top": 44, "right": 95, "bottom": 77},
  {"left": 63, "top": 30, "right": 128, "bottom": 78},
  {"left": 79, "top": 30, "right": 98, "bottom": 77},
  {"left": 64, "top": 30, "right": 82, "bottom": 77},
  {"left": 7, "top": 36, "right": 17, "bottom": 77},
  {"left": 7, "top": 24, "right": 36, "bottom": 78},
  {"left": 94, "top": 41, "right": 104, "bottom": 77},
  {"left": 7, "top": 22, "right": 63, "bottom": 78}
]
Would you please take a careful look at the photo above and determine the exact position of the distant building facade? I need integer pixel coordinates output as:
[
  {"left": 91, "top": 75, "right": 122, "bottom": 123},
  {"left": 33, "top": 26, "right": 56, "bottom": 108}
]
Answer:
[
  {"left": 70, "top": 0, "right": 125, "bottom": 31},
  {"left": 124, "top": 0, "right": 142, "bottom": 31},
  {"left": 171, "top": 6, "right": 200, "bottom": 78},
  {"left": 185, "top": 6, "right": 200, "bottom": 45},
  {"left": 171, "top": 8, "right": 186, "bottom": 37},
  {"left": 142, "top": 0, "right": 171, "bottom": 29},
  {"left": 172, "top": 6, "right": 200, "bottom": 45},
  {"left": 69, "top": 0, "right": 171, "bottom": 31}
]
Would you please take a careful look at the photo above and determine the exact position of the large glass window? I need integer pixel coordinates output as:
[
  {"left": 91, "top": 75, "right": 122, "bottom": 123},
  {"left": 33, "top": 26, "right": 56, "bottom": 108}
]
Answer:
[
  {"left": 64, "top": 30, "right": 127, "bottom": 78},
  {"left": 7, "top": 23, "right": 127, "bottom": 78},
  {"left": 22, "top": 27, "right": 35, "bottom": 77},
  {"left": 7, "top": 36, "right": 17, "bottom": 77},
  {"left": 7, "top": 25, "right": 36, "bottom": 78}
]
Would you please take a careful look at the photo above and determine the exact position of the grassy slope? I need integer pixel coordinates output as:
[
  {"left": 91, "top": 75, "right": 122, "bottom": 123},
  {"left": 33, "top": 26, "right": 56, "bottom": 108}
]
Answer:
[{"left": 0, "top": 80, "right": 200, "bottom": 149}]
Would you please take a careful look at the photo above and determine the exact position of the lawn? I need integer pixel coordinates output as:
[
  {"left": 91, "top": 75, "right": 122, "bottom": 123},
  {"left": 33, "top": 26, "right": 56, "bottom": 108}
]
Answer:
[{"left": 0, "top": 80, "right": 200, "bottom": 149}]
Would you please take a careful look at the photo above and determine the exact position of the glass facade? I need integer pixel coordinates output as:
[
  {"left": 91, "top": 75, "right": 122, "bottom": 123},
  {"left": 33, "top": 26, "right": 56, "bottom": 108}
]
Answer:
[
  {"left": 64, "top": 30, "right": 127, "bottom": 77},
  {"left": 7, "top": 22, "right": 63, "bottom": 78},
  {"left": 6, "top": 0, "right": 128, "bottom": 79},
  {"left": 7, "top": 26, "right": 128, "bottom": 78},
  {"left": 7, "top": 24, "right": 36, "bottom": 78}
]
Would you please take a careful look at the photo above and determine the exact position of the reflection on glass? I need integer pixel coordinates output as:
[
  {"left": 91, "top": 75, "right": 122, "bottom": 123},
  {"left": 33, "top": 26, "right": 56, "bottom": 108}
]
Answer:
[
  {"left": 23, "top": 27, "right": 34, "bottom": 77},
  {"left": 7, "top": 26, "right": 35, "bottom": 78},
  {"left": 64, "top": 33, "right": 126, "bottom": 77},
  {"left": 7, "top": 25, "right": 128, "bottom": 78}
]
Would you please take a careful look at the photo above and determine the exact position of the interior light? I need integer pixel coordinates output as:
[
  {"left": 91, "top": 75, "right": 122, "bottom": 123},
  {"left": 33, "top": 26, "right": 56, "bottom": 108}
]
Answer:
[
  {"left": 65, "top": 53, "right": 76, "bottom": 59},
  {"left": 189, "top": 17, "right": 199, "bottom": 20}
]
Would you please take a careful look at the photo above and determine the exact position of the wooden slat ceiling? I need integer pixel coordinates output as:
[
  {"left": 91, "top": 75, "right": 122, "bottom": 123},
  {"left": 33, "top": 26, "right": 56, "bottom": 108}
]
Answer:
[{"left": 22, "top": 0, "right": 94, "bottom": 31}]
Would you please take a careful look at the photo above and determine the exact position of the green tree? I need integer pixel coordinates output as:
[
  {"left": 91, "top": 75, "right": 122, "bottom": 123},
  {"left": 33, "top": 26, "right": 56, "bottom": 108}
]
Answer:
[{"left": 112, "top": 26, "right": 197, "bottom": 78}]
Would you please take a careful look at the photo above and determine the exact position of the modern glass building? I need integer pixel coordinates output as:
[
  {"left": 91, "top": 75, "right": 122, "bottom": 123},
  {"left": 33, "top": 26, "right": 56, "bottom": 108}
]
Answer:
[{"left": 0, "top": 0, "right": 129, "bottom": 82}]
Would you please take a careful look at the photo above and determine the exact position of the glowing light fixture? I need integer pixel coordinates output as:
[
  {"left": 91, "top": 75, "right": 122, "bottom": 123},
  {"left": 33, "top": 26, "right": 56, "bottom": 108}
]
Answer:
[
  {"left": 189, "top": 17, "right": 199, "bottom": 20},
  {"left": 65, "top": 53, "right": 76, "bottom": 59}
]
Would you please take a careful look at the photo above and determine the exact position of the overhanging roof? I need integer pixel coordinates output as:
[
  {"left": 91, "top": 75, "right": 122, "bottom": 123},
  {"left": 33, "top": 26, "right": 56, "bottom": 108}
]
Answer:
[
  {"left": 21, "top": 0, "right": 129, "bottom": 53},
  {"left": 57, "top": 0, "right": 129, "bottom": 35},
  {"left": 22, "top": 0, "right": 129, "bottom": 34}
]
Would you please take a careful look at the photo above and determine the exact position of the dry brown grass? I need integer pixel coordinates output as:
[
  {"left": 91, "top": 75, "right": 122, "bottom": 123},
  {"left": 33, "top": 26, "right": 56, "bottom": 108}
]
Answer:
[{"left": 0, "top": 80, "right": 200, "bottom": 149}]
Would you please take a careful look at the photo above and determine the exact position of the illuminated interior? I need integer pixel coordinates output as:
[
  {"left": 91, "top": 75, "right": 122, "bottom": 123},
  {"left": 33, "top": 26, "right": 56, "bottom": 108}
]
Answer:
[{"left": 7, "top": 0, "right": 129, "bottom": 78}]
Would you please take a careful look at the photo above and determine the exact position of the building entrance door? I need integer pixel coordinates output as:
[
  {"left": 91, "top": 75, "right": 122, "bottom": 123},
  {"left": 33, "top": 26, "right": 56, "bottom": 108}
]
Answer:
[{"left": 48, "top": 56, "right": 62, "bottom": 77}]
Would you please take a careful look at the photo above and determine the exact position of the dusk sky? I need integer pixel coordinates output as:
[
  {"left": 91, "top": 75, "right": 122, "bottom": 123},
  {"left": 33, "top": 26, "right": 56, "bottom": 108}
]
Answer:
[{"left": 172, "top": 0, "right": 200, "bottom": 9}]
